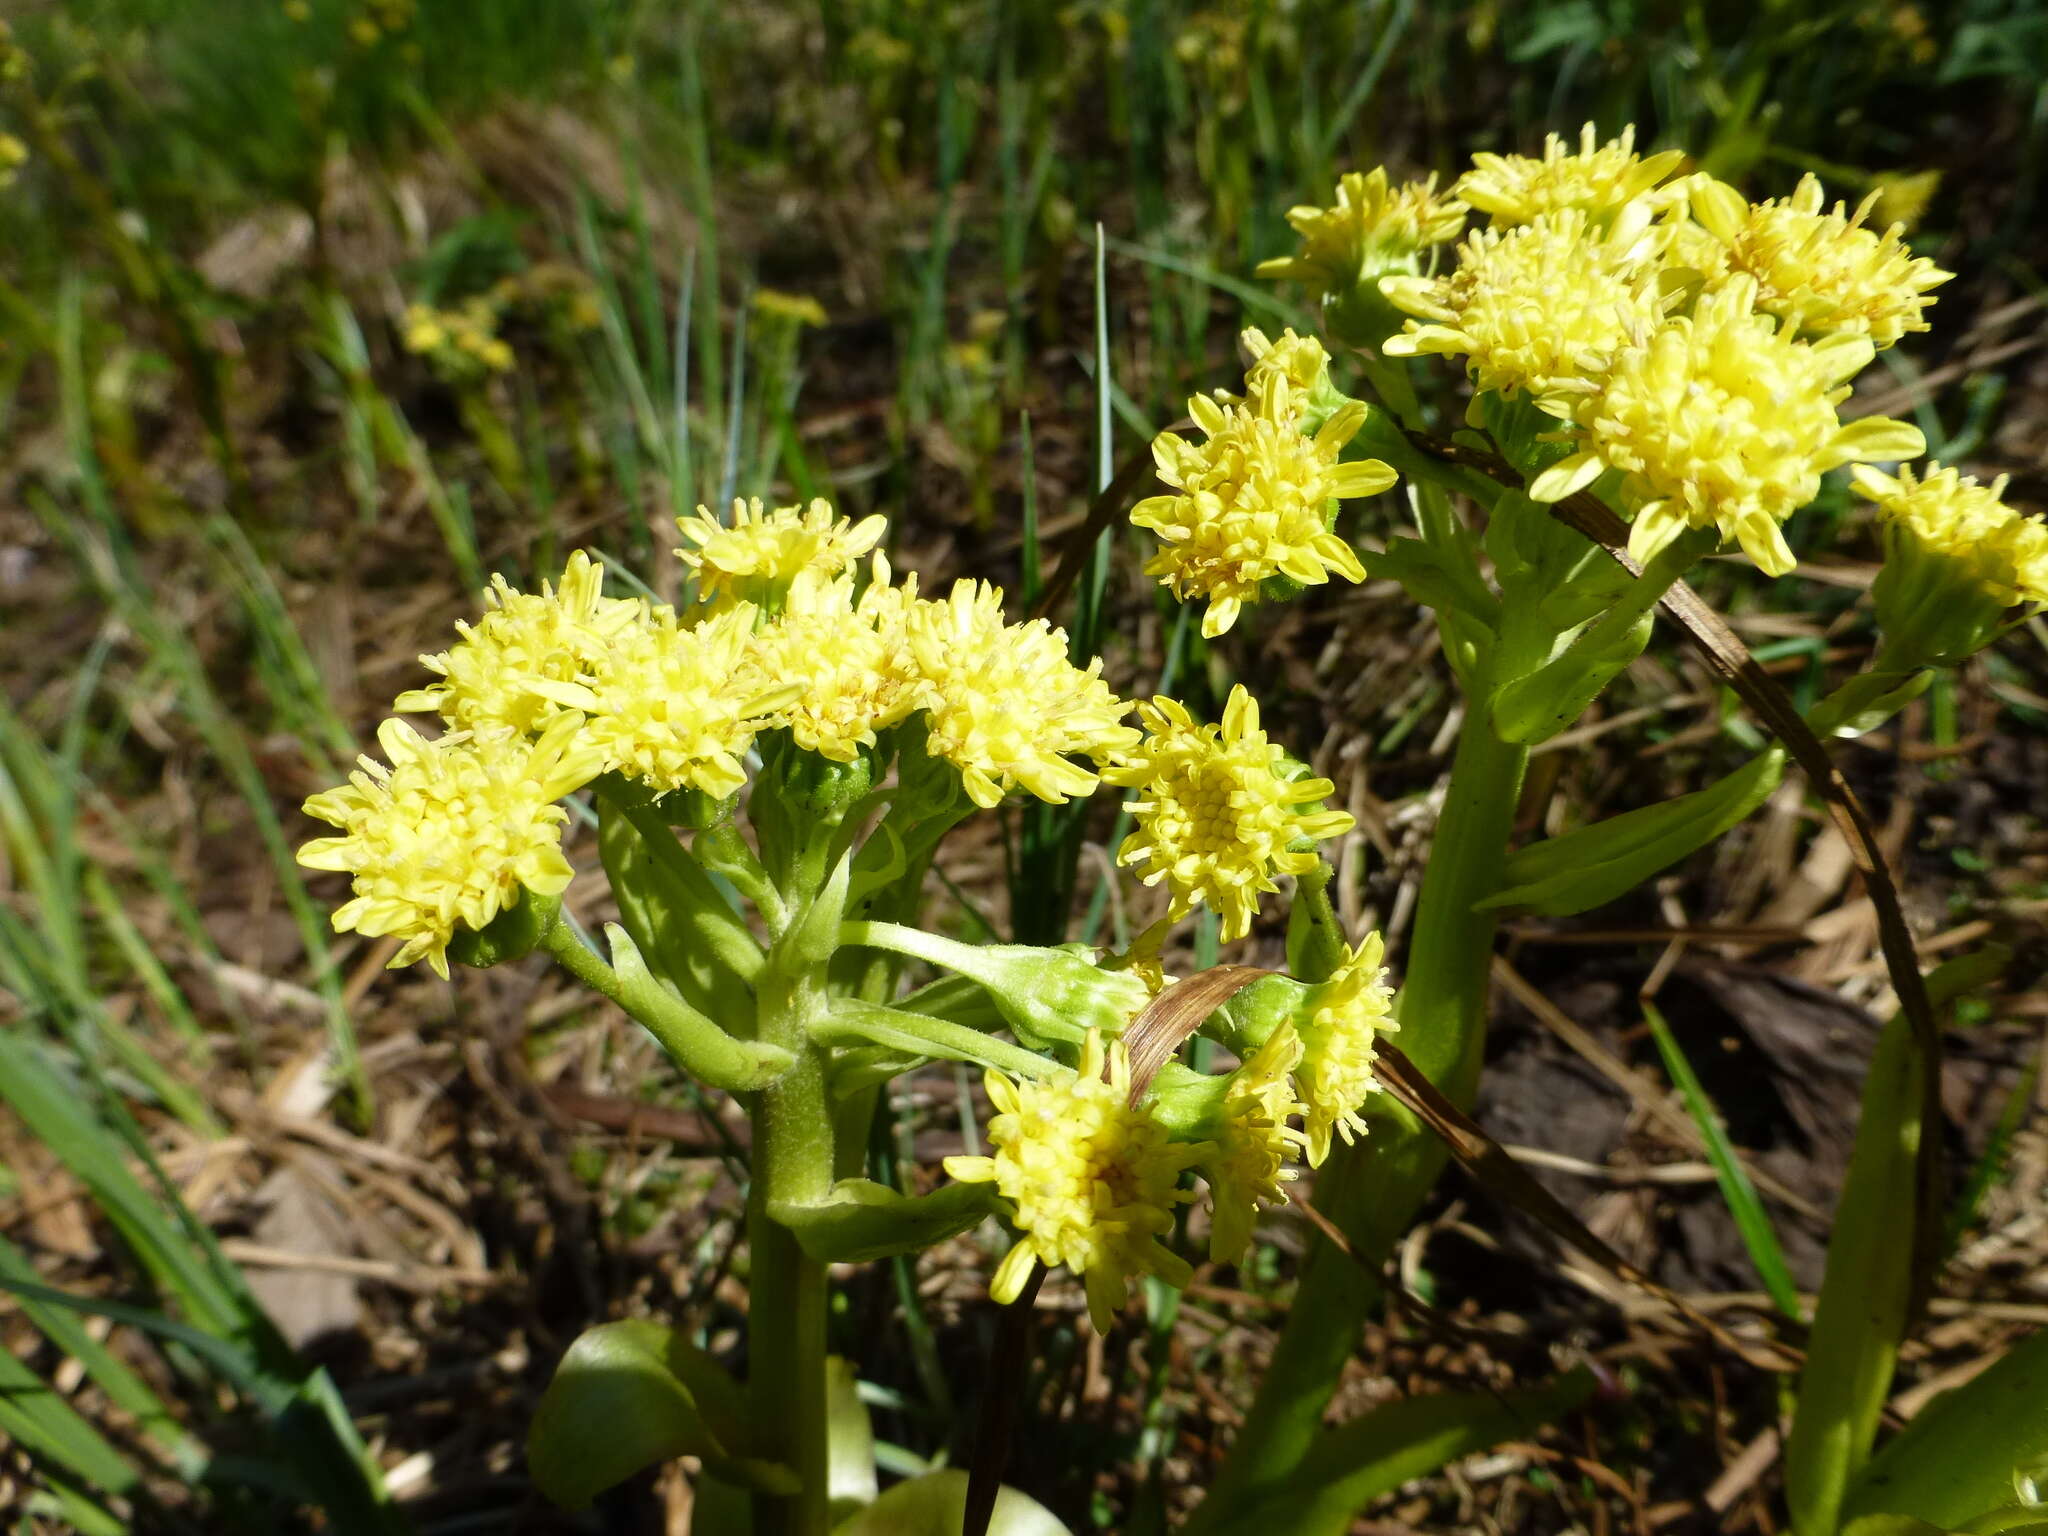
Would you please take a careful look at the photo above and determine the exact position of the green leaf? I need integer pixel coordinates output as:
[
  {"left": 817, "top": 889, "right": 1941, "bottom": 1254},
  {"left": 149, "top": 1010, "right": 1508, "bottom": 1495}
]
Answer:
[
  {"left": 1788, "top": 949, "right": 2011, "bottom": 1536},
  {"left": 1203, "top": 1370, "right": 1594, "bottom": 1536},
  {"left": 1482, "top": 749, "right": 1785, "bottom": 916},
  {"left": 1841, "top": 1325, "right": 2048, "bottom": 1528},
  {"left": 830, "top": 1470, "right": 1072, "bottom": 1536},
  {"left": 771, "top": 1178, "right": 999, "bottom": 1264},
  {"left": 826, "top": 1357, "right": 879, "bottom": 1522},
  {"left": 528, "top": 1320, "right": 797, "bottom": 1510},
  {"left": 0, "top": 1337, "right": 140, "bottom": 1498},
  {"left": 1644, "top": 1003, "right": 1803, "bottom": 1321}
]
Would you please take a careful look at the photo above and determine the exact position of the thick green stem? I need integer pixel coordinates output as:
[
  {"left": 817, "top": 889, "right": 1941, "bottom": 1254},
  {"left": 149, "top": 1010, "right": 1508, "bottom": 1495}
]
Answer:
[{"left": 1192, "top": 656, "right": 1529, "bottom": 1533}]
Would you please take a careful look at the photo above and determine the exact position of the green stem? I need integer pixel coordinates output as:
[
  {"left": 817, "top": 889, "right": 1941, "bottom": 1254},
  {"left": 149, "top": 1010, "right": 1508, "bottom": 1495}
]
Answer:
[
  {"left": 540, "top": 919, "right": 790, "bottom": 1091},
  {"left": 1192, "top": 652, "right": 1528, "bottom": 1534},
  {"left": 748, "top": 888, "right": 841, "bottom": 1535}
]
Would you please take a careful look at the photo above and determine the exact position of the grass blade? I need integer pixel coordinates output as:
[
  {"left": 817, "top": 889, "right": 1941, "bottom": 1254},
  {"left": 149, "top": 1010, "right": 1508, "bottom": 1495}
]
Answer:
[{"left": 1643, "top": 1000, "right": 1803, "bottom": 1321}]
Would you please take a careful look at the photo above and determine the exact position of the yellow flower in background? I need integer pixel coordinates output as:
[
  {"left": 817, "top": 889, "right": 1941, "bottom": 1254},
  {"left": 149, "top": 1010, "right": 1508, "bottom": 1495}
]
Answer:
[
  {"left": 1855, "top": 462, "right": 2048, "bottom": 609},
  {"left": 677, "top": 497, "right": 887, "bottom": 611},
  {"left": 297, "top": 716, "right": 601, "bottom": 979},
  {"left": 1527, "top": 276, "right": 1926, "bottom": 576},
  {"left": 0, "top": 132, "right": 27, "bottom": 189},
  {"left": 1297, "top": 933, "right": 1396, "bottom": 1166},
  {"left": 1133, "top": 373, "right": 1393, "bottom": 638},
  {"left": 1688, "top": 172, "right": 1951, "bottom": 348},
  {"left": 1381, "top": 205, "right": 1668, "bottom": 401},
  {"left": 1205, "top": 1023, "right": 1308, "bottom": 1264},
  {"left": 944, "top": 1031, "right": 1209, "bottom": 1333},
  {"left": 1102, "top": 686, "right": 1352, "bottom": 942},
  {"left": 402, "top": 298, "right": 513, "bottom": 375},
  {"left": 750, "top": 557, "right": 925, "bottom": 762},
  {"left": 397, "top": 552, "right": 646, "bottom": 737},
  {"left": 752, "top": 288, "right": 829, "bottom": 328},
  {"left": 1457, "top": 122, "right": 1686, "bottom": 227},
  {"left": 580, "top": 605, "right": 799, "bottom": 798},
  {"left": 909, "top": 581, "right": 1138, "bottom": 809},
  {"left": 1870, "top": 169, "right": 1940, "bottom": 234},
  {"left": 1254, "top": 167, "right": 1468, "bottom": 298}
]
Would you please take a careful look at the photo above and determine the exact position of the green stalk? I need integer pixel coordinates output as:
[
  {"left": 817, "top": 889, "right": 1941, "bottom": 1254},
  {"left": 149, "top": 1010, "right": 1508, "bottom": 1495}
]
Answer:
[
  {"left": 1192, "top": 653, "right": 1528, "bottom": 1533},
  {"left": 746, "top": 806, "right": 853, "bottom": 1536},
  {"left": 748, "top": 973, "right": 835, "bottom": 1536}
]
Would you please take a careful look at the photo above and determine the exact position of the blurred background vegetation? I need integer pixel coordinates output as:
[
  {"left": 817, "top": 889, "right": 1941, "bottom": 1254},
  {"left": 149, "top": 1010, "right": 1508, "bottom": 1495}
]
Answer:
[{"left": 2, "top": 0, "right": 2047, "bottom": 1531}]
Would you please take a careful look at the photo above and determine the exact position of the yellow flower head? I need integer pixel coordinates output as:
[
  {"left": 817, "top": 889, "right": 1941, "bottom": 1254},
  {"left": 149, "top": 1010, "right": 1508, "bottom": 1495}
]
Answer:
[
  {"left": 1133, "top": 373, "right": 1393, "bottom": 638},
  {"left": 1254, "top": 167, "right": 1468, "bottom": 297},
  {"left": 1238, "top": 326, "right": 1334, "bottom": 402},
  {"left": 1381, "top": 205, "right": 1668, "bottom": 401},
  {"left": 1205, "top": 1023, "right": 1308, "bottom": 1264},
  {"left": 297, "top": 716, "right": 601, "bottom": 979},
  {"left": 1296, "top": 933, "right": 1396, "bottom": 1166},
  {"left": 1689, "top": 173, "right": 1951, "bottom": 348},
  {"left": 579, "top": 605, "right": 799, "bottom": 798},
  {"left": 676, "top": 497, "right": 887, "bottom": 612},
  {"left": 908, "top": 581, "right": 1138, "bottom": 809},
  {"left": 749, "top": 557, "right": 925, "bottom": 762},
  {"left": 1854, "top": 462, "right": 2048, "bottom": 609},
  {"left": 1457, "top": 122, "right": 1686, "bottom": 227},
  {"left": 1101, "top": 686, "right": 1353, "bottom": 942},
  {"left": 1527, "top": 276, "right": 1927, "bottom": 576},
  {"left": 752, "top": 288, "right": 829, "bottom": 328},
  {"left": 397, "top": 552, "right": 646, "bottom": 737},
  {"left": 944, "top": 1031, "right": 1209, "bottom": 1333}
]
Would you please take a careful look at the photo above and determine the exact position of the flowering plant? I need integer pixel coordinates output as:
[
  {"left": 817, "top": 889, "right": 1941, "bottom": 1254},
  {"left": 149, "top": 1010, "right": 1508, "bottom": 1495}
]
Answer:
[{"left": 297, "top": 124, "right": 2046, "bottom": 1535}]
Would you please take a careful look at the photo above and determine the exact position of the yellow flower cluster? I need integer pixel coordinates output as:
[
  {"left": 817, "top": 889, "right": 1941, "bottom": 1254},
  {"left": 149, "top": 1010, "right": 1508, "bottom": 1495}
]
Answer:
[
  {"left": 0, "top": 132, "right": 26, "bottom": 190},
  {"left": 945, "top": 1032, "right": 1209, "bottom": 1333},
  {"left": 909, "top": 580, "right": 1138, "bottom": 809},
  {"left": 677, "top": 496, "right": 887, "bottom": 612},
  {"left": 1102, "top": 686, "right": 1352, "bottom": 941},
  {"left": 298, "top": 716, "right": 601, "bottom": 978},
  {"left": 1529, "top": 277, "right": 1925, "bottom": 575},
  {"left": 1687, "top": 173, "right": 1951, "bottom": 348},
  {"left": 397, "top": 551, "right": 646, "bottom": 737},
  {"left": 308, "top": 499, "right": 1153, "bottom": 970},
  {"left": 1297, "top": 935, "right": 1397, "bottom": 1165},
  {"left": 1381, "top": 205, "right": 1669, "bottom": 403},
  {"left": 1361, "top": 126, "right": 1946, "bottom": 577},
  {"left": 1456, "top": 122, "right": 1685, "bottom": 227},
  {"left": 1253, "top": 167, "right": 1468, "bottom": 299},
  {"left": 950, "top": 936, "right": 1398, "bottom": 1311},
  {"left": 1855, "top": 463, "right": 2048, "bottom": 609},
  {"left": 1134, "top": 336, "right": 1396, "bottom": 637},
  {"left": 403, "top": 299, "right": 513, "bottom": 376},
  {"left": 1205, "top": 1024, "right": 1308, "bottom": 1264}
]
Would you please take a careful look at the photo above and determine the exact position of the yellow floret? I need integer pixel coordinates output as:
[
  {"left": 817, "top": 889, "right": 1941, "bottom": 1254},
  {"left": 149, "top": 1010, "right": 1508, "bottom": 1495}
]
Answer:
[
  {"left": 1296, "top": 933, "right": 1397, "bottom": 1166},
  {"left": 1527, "top": 276, "right": 1926, "bottom": 577},
  {"left": 908, "top": 581, "right": 1138, "bottom": 810},
  {"left": 1132, "top": 372, "right": 1394, "bottom": 638},
  {"left": 1688, "top": 173, "right": 1951, "bottom": 348},
  {"left": 396, "top": 551, "right": 647, "bottom": 737},
  {"left": 1854, "top": 462, "right": 2048, "bottom": 609},
  {"left": 297, "top": 716, "right": 601, "bottom": 979},
  {"left": 749, "top": 557, "right": 925, "bottom": 762},
  {"left": 1254, "top": 167, "right": 1468, "bottom": 298},
  {"left": 579, "top": 605, "right": 799, "bottom": 798},
  {"left": 1205, "top": 1023, "right": 1308, "bottom": 1264},
  {"left": 1380, "top": 205, "right": 1669, "bottom": 401},
  {"left": 1101, "top": 686, "right": 1352, "bottom": 942},
  {"left": 1457, "top": 122, "right": 1686, "bottom": 227},
  {"left": 676, "top": 497, "right": 887, "bottom": 612},
  {"left": 944, "top": 1031, "right": 1209, "bottom": 1332}
]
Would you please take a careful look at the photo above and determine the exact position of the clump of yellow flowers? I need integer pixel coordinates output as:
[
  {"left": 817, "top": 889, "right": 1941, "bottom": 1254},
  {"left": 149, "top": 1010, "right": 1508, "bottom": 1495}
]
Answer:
[{"left": 299, "top": 488, "right": 1382, "bottom": 1357}]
